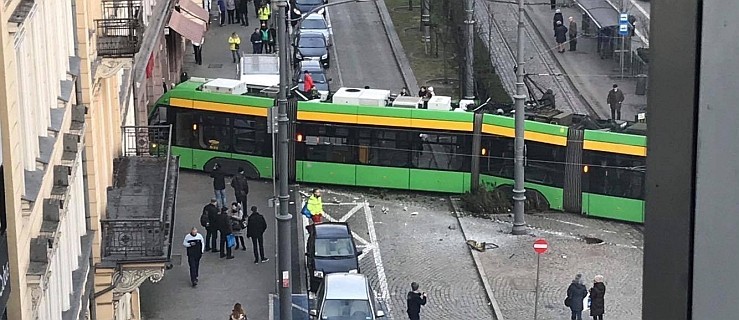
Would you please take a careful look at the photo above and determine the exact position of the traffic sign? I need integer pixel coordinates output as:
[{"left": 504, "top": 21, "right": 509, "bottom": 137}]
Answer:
[
  {"left": 533, "top": 239, "right": 548, "bottom": 254},
  {"left": 618, "top": 13, "right": 630, "bottom": 36}
]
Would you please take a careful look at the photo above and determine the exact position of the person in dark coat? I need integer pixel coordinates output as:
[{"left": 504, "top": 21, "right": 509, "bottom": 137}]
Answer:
[
  {"left": 217, "top": 207, "right": 235, "bottom": 259},
  {"left": 210, "top": 162, "right": 227, "bottom": 208},
  {"left": 553, "top": 9, "right": 564, "bottom": 32},
  {"left": 406, "top": 282, "right": 427, "bottom": 320},
  {"left": 217, "top": 0, "right": 227, "bottom": 26},
  {"left": 566, "top": 274, "right": 588, "bottom": 320},
  {"left": 267, "top": 26, "right": 277, "bottom": 54},
  {"left": 236, "top": 0, "right": 248, "bottom": 26},
  {"left": 607, "top": 84, "right": 625, "bottom": 120},
  {"left": 231, "top": 167, "right": 250, "bottom": 208},
  {"left": 539, "top": 89, "right": 555, "bottom": 108},
  {"left": 202, "top": 198, "right": 220, "bottom": 252},
  {"left": 554, "top": 21, "right": 568, "bottom": 53},
  {"left": 246, "top": 206, "right": 268, "bottom": 263},
  {"left": 568, "top": 16, "right": 578, "bottom": 51},
  {"left": 589, "top": 275, "right": 606, "bottom": 320},
  {"left": 250, "top": 28, "right": 263, "bottom": 53},
  {"left": 253, "top": 0, "right": 262, "bottom": 18}
]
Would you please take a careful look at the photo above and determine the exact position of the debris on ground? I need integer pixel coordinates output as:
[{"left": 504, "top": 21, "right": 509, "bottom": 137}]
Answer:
[{"left": 467, "top": 240, "right": 487, "bottom": 252}]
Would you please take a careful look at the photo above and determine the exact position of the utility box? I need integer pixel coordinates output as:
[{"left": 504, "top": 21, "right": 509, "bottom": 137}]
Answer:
[
  {"left": 358, "top": 89, "right": 391, "bottom": 107},
  {"left": 332, "top": 88, "right": 364, "bottom": 105},
  {"left": 202, "top": 78, "right": 248, "bottom": 95},
  {"left": 427, "top": 96, "right": 452, "bottom": 111},
  {"left": 392, "top": 96, "right": 422, "bottom": 108}
]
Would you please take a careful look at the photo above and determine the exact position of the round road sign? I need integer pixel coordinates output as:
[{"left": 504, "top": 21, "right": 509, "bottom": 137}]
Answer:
[{"left": 533, "top": 239, "right": 548, "bottom": 254}]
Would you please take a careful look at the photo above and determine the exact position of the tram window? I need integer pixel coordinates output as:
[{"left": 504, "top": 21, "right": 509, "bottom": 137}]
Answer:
[
  {"left": 172, "top": 108, "right": 195, "bottom": 148},
  {"left": 368, "top": 129, "right": 411, "bottom": 167},
  {"left": 302, "top": 124, "right": 354, "bottom": 163},
  {"left": 524, "top": 142, "right": 565, "bottom": 188},
  {"left": 480, "top": 137, "right": 514, "bottom": 179},
  {"left": 583, "top": 151, "right": 646, "bottom": 200},
  {"left": 233, "top": 116, "right": 267, "bottom": 155},
  {"left": 198, "top": 113, "right": 232, "bottom": 151},
  {"left": 414, "top": 133, "right": 470, "bottom": 172}
]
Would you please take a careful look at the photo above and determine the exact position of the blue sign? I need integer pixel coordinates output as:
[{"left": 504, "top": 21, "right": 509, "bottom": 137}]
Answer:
[{"left": 619, "top": 13, "right": 630, "bottom": 36}]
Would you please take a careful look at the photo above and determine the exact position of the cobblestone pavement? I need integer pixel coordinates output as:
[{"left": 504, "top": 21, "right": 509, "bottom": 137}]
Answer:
[
  {"left": 454, "top": 200, "right": 643, "bottom": 320},
  {"left": 306, "top": 187, "right": 496, "bottom": 320}
]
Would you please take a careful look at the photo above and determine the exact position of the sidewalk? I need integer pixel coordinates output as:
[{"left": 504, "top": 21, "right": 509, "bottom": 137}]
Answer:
[
  {"left": 452, "top": 198, "right": 643, "bottom": 320},
  {"left": 476, "top": 0, "right": 648, "bottom": 121}
]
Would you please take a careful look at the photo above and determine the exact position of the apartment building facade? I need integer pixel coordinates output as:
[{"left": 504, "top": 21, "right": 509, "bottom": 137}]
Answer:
[{"left": 0, "top": 0, "right": 193, "bottom": 316}]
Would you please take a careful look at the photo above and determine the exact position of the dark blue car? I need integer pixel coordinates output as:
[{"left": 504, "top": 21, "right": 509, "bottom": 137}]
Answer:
[
  {"left": 306, "top": 222, "right": 361, "bottom": 292},
  {"left": 293, "top": 0, "right": 326, "bottom": 16}
]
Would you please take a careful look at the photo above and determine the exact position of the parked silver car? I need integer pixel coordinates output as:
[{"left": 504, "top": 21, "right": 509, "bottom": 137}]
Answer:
[
  {"left": 310, "top": 273, "right": 386, "bottom": 320},
  {"left": 299, "top": 13, "right": 333, "bottom": 46}
]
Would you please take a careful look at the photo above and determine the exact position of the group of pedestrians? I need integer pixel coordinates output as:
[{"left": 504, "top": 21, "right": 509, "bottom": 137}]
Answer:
[
  {"left": 565, "top": 274, "right": 607, "bottom": 320},
  {"left": 553, "top": 9, "right": 578, "bottom": 53}
]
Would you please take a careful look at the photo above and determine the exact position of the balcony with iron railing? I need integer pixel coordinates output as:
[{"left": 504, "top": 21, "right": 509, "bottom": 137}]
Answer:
[
  {"left": 100, "top": 125, "right": 179, "bottom": 263},
  {"left": 95, "top": 0, "right": 144, "bottom": 58}
]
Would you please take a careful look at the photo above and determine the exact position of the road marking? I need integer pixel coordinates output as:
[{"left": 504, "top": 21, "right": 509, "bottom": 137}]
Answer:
[
  {"left": 339, "top": 203, "right": 364, "bottom": 222},
  {"left": 292, "top": 303, "right": 309, "bottom": 314},
  {"left": 269, "top": 294, "right": 274, "bottom": 320},
  {"left": 364, "top": 201, "right": 392, "bottom": 314},
  {"left": 325, "top": 8, "right": 345, "bottom": 87}
]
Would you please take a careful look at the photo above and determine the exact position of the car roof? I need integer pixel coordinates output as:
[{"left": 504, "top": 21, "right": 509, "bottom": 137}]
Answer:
[
  {"left": 299, "top": 32, "right": 325, "bottom": 39},
  {"left": 324, "top": 273, "right": 370, "bottom": 300},
  {"left": 299, "top": 60, "right": 322, "bottom": 69},
  {"left": 303, "top": 13, "right": 326, "bottom": 21},
  {"left": 314, "top": 223, "right": 351, "bottom": 238}
]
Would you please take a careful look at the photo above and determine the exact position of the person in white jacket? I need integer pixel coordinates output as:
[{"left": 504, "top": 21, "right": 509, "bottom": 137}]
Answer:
[{"left": 183, "top": 227, "right": 205, "bottom": 287}]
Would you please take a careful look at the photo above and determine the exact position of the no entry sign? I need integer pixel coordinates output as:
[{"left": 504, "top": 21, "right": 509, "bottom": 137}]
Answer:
[{"left": 533, "top": 239, "right": 548, "bottom": 254}]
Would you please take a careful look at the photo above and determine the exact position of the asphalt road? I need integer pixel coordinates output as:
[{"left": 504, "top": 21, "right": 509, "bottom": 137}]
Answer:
[
  {"left": 324, "top": 2, "right": 406, "bottom": 91},
  {"left": 139, "top": 171, "right": 279, "bottom": 320}
]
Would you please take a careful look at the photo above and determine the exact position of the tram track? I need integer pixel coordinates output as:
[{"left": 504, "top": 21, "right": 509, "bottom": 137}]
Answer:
[{"left": 492, "top": 3, "right": 601, "bottom": 119}]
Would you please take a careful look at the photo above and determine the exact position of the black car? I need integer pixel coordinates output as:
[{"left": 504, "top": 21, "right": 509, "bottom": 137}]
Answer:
[
  {"left": 293, "top": 32, "right": 329, "bottom": 68},
  {"left": 293, "top": 0, "right": 326, "bottom": 16},
  {"left": 305, "top": 222, "right": 361, "bottom": 292}
]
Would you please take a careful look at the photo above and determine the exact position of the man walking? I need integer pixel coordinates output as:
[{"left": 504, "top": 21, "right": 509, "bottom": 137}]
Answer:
[
  {"left": 406, "top": 282, "right": 427, "bottom": 320},
  {"left": 231, "top": 167, "right": 250, "bottom": 208},
  {"left": 210, "top": 162, "right": 227, "bottom": 208},
  {"left": 250, "top": 28, "right": 263, "bottom": 53},
  {"left": 217, "top": 207, "right": 235, "bottom": 259},
  {"left": 193, "top": 39, "right": 203, "bottom": 65},
  {"left": 183, "top": 227, "right": 205, "bottom": 287},
  {"left": 202, "top": 198, "right": 220, "bottom": 252},
  {"left": 568, "top": 16, "right": 578, "bottom": 51},
  {"left": 246, "top": 206, "right": 268, "bottom": 264},
  {"left": 607, "top": 84, "right": 625, "bottom": 120}
]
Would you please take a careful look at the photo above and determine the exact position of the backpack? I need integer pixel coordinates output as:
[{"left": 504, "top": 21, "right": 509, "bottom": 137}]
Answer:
[
  {"left": 200, "top": 212, "right": 209, "bottom": 227},
  {"left": 301, "top": 203, "right": 311, "bottom": 218}
]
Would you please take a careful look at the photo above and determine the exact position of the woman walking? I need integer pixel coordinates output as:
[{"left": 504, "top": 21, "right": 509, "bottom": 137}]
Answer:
[
  {"left": 589, "top": 275, "right": 606, "bottom": 320},
  {"left": 230, "top": 303, "right": 247, "bottom": 320},
  {"left": 230, "top": 202, "right": 246, "bottom": 250}
]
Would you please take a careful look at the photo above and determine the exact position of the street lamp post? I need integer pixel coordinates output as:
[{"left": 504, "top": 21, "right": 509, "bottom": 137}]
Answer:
[
  {"left": 511, "top": 0, "right": 527, "bottom": 235},
  {"left": 274, "top": 1, "right": 370, "bottom": 319}
]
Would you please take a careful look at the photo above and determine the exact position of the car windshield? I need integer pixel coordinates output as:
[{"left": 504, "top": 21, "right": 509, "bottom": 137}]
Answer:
[
  {"left": 321, "top": 299, "right": 372, "bottom": 320},
  {"left": 301, "top": 19, "right": 327, "bottom": 29},
  {"left": 299, "top": 36, "right": 325, "bottom": 48},
  {"left": 315, "top": 238, "right": 355, "bottom": 257}
]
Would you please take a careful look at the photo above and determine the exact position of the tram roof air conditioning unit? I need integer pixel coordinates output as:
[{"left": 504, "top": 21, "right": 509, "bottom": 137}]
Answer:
[
  {"left": 392, "top": 96, "right": 422, "bottom": 108},
  {"left": 427, "top": 96, "right": 452, "bottom": 111},
  {"left": 332, "top": 88, "right": 365, "bottom": 106},
  {"left": 358, "top": 89, "right": 391, "bottom": 107},
  {"left": 202, "top": 79, "right": 249, "bottom": 95}
]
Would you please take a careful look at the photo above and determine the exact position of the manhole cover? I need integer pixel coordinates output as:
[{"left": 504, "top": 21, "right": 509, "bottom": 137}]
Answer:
[
  {"left": 208, "top": 64, "right": 223, "bottom": 68},
  {"left": 583, "top": 236, "right": 604, "bottom": 244}
]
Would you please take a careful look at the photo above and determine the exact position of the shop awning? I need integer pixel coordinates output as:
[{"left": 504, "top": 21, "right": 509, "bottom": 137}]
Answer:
[
  {"left": 168, "top": 10, "right": 206, "bottom": 43},
  {"left": 178, "top": 0, "right": 209, "bottom": 22},
  {"left": 575, "top": 0, "right": 620, "bottom": 29}
]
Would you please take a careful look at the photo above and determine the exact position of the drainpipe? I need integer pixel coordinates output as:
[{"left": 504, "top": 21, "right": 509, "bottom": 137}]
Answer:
[{"left": 70, "top": 0, "right": 84, "bottom": 106}]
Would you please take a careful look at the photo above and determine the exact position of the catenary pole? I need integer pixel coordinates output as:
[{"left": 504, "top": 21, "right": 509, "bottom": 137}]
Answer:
[
  {"left": 275, "top": 0, "right": 293, "bottom": 319},
  {"left": 511, "top": 0, "right": 527, "bottom": 235},
  {"left": 463, "top": 0, "right": 475, "bottom": 100},
  {"left": 421, "top": 0, "right": 431, "bottom": 54}
]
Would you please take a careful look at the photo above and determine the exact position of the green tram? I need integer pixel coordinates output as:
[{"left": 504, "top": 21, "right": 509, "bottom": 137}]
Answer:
[{"left": 151, "top": 79, "right": 646, "bottom": 223}]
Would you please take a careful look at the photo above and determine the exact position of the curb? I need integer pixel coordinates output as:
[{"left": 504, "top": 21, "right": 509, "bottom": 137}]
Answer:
[
  {"left": 374, "top": 0, "right": 420, "bottom": 94},
  {"left": 449, "top": 197, "right": 506, "bottom": 320}
]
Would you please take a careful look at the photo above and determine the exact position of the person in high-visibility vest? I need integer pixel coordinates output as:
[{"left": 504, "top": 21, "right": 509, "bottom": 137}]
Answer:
[
  {"left": 307, "top": 189, "right": 324, "bottom": 224},
  {"left": 257, "top": 2, "right": 271, "bottom": 25}
]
